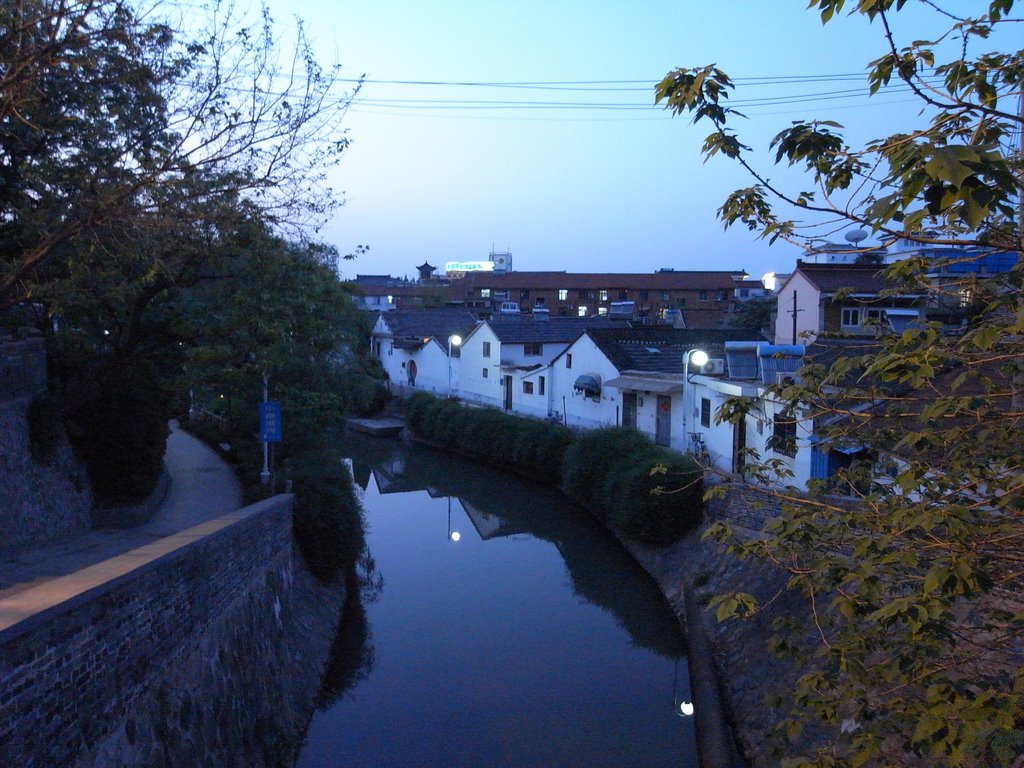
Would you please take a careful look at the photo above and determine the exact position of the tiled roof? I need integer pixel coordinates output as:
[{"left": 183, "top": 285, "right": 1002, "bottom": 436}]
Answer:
[
  {"left": 456, "top": 270, "right": 740, "bottom": 291},
  {"left": 377, "top": 309, "right": 479, "bottom": 340},
  {"left": 488, "top": 316, "right": 628, "bottom": 344},
  {"left": 585, "top": 328, "right": 763, "bottom": 374},
  {"left": 679, "top": 307, "right": 732, "bottom": 330},
  {"left": 794, "top": 261, "right": 888, "bottom": 294}
]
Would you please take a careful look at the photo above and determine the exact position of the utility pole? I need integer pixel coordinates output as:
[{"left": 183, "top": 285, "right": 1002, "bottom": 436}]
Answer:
[{"left": 789, "top": 290, "right": 803, "bottom": 345}]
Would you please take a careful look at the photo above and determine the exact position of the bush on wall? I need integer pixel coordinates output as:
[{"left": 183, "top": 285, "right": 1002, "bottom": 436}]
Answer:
[{"left": 405, "top": 393, "right": 703, "bottom": 545}]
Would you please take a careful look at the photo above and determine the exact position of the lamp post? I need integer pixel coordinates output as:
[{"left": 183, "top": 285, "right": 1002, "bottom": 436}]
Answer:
[
  {"left": 448, "top": 334, "right": 462, "bottom": 397},
  {"left": 682, "top": 348, "right": 709, "bottom": 451}
]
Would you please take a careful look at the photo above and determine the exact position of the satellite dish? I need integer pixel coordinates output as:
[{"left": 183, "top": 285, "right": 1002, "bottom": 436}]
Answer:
[{"left": 845, "top": 229, "right": 868, "bottom": 245}]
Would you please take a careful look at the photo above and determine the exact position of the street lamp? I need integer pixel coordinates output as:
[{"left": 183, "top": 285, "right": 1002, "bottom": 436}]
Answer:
[
  {"left": 448, "top": 334, "right": 462, "bottom": 397},
  {"left": 682, "top": 348, "right": 709, "bottom": 452}
]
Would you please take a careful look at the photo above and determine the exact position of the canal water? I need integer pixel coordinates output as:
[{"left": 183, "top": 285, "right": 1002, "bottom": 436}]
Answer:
[{"left": 296, "top": 437, "right": 697, "bottom": 767}]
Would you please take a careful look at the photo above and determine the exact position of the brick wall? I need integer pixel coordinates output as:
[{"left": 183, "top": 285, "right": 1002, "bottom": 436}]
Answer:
[
  {"left": 705, "top": 483, "right": 789, "bottom": 530},
  {"left": 0, "top": 496, "right": 294, "bottom": 767},
  {"left": 0, "top": 400, "right": 92, "bottom": 555}
]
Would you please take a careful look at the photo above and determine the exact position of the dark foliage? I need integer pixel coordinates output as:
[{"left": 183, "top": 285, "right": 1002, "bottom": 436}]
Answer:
[{"left": 407, "top": 393, "right": 703, "bottom": 545}]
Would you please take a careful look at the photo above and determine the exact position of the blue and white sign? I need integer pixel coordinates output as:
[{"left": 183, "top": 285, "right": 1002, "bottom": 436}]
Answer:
[{"left": 259, "top": 400, "right": 282, "bottom": 443}]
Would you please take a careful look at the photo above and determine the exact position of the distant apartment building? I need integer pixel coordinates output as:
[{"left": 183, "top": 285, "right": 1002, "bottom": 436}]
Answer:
[{"left": 449, "top": 269, "right": 746, "bottom": 328}]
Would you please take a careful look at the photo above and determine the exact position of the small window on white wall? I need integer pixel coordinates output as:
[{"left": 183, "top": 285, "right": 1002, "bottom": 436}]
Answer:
[
  {"left": 841, "top": 308, "right": 861, "bottom": 327},
  {"left": 482, "top": 368, "right": 488, "bottom": 379},
  {"left": 700, "top": 397, "right": 711, "bottom": 428}
]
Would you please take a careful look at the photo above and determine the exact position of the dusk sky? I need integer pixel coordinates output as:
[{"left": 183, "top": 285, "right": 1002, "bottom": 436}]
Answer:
[{"left": 259, "top": 1, "right": 969, "bottom": 281}]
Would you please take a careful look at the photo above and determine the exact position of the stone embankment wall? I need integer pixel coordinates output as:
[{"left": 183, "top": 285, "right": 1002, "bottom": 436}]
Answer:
[
  {"left": 0, "top": 338, "right": 92, "bottom": 554},
  {"left": 624, "top": 482, "right": 817, "bottom": 768},
  {"left": 0, "top": 495, "right": 344, "bottom": 767}
]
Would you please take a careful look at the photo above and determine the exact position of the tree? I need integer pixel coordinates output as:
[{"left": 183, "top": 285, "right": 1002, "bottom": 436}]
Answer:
[
  {"left": 657, "top": 3, "right": 1022, "bottom": 766},
  {"left": 0, "top": 0, "right": 356, "bottom": 311},
  {"left": 0, "top": 0, "right": 360, "bottom": 501}
]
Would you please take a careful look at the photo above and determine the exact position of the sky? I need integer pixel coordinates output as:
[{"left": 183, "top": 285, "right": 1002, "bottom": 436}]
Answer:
[{"left": 253, "top": 1, "right": 976, "bottom": 281}]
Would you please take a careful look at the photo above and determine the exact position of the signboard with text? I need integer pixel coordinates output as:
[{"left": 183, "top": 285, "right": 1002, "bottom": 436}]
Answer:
[{"left": 259, "top": 400, "right": 282, "bottom": 443}]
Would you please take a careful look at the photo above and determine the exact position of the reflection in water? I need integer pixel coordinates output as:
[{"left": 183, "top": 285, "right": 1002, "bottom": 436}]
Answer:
[
  {"left": 299, "top": 434, "right": 696, "bottom": 768},
  {"left": 352, "top": 437, "right": 686, "bottom": 659},
  {"left": 316, "top": 555, "right": 383, "bottom": 711}
]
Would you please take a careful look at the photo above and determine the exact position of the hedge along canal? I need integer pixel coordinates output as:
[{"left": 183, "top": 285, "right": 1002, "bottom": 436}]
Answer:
[{"left": 296, "top": 434, "right": 698, "bottom": 767}]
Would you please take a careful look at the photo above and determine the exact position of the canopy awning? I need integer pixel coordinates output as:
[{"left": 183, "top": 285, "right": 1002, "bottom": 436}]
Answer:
[
  {"left": 603, "top": 375, "right": 682, "bottom": 394},
  {"left": 573, "top": 373, "right": 601, "bottom": 395}
]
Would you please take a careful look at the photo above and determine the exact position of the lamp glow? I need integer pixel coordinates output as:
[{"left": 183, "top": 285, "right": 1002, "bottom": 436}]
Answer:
[
  {"left": 679, "top": 701, "right": 695, "bottom": 717},
  {"left": 450, "top": 531, "right": 461, "bottom": 542},
  {"left": 690, "top": 349, "right": 709, "bottom": 368}
]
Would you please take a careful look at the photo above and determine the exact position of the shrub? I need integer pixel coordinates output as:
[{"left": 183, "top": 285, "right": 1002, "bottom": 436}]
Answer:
[
  {"left": 406, "top": 395, "right": 703, "bottom": 547},
  {"left": 561, "top": 427, "right": 656, "bottom": 520},
  {"left": 404, "top": 393, "right": 572, "bottom": 481},
  {"left": 606, "top": 451, "right": 703, "bottom": 546},
  {"left": 66, "top": 363, "right": 171, "bottom": 505}
]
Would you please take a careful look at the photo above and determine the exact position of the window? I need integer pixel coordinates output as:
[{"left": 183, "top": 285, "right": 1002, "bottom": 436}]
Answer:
[
  {"left": 566, "top": 353, "right": 573, "bottom": 369},
  {"left": 535, "top": 296, "right": 545, "bottom": 305},
  {"left": 700, "top": 397, "right": 711, "bottom": 428},
  {"left": 698, "top": 290, "right": 708, "bottom": 301},
  {"left": 715, "top": 290, "right": 726, "bottom": 302},
  {"left": 841, "top": 308, "right": 861, "bottom": 327},
  {"left": 520, "top": 289, "right": 530, "bottom": 300},
  {"left": 480, "top": 288, "right": 491, "bottom": 298},
  {"left": 524, "top": 342, "right": 543, "bottom": 356},
  {"left": 738, "top": 288, "right": 749, "bottom": 299},
  {"left": 558, "top": 289, "right": 568, "bottom": 301},
  {"left": 482, "top": 368, "right": 489, "bottom": 379},
  {"left": 523, "top": 380, "right": 534, "bottom": 395},
  {"left": 599, "top": 290, "right": 609, "bottom": 301},
  {"left": 482, "top": 341, "right": 491, "bottom": 358},
  {"left": 660, "top": 291, "right": 670, "bottom": 301},
  {"left": 640, "top": 290, "right": 649, "bottom": 301},
  {"left": 598, "top": 307, "right": 608, "bottom": 316},
  {"left": 771, "top": 412, "right": 798, "bottom": 458},
  {"left": 577, "top": 306, "right": 588, "bottom": 317},
  {"left": 539, "top": 376, "right": 546, "bottom": 395},
  {"left": 865, "top": 308, "right": 885, "bottom": 323}
]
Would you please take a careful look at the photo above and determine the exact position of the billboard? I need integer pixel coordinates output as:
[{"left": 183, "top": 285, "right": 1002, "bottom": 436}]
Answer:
[{"left": 445, "top": 261, "right": 495, "bottom": 273}]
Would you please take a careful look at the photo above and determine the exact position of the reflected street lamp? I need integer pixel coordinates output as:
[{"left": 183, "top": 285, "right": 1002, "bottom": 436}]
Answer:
[
  {"left": 682, "top": 348, "right": 708, "bottom": 453},
  {"left": 448, "top": 334, "right": 462, "bottom": 397},
  {"left": 673, "top": 657, "right": 695, "bottom": 718},
  {"left": 447, "top": 496, "right": 461, "bottom": 542}
]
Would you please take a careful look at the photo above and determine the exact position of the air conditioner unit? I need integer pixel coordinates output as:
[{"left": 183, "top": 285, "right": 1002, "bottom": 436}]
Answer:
[
  {"left": 699, "top": 358, "right": 726, "bottom": 375},
  {"left": 776, "top": 372, "right": 802, "bottom": 386}
]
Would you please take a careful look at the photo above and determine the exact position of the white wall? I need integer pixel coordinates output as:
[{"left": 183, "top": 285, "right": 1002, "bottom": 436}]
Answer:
[
  {"left": 774, "top": 272, "right": 821, "bottom": 345},
  {"left": 548, "top": 335, "right": 622, "bottom": 430},
  {"left": 457, "top": 324, "right": 505, "bottom": 409},
  {"left": 689, "top": 376, "right": 815, "bottom": 490}
]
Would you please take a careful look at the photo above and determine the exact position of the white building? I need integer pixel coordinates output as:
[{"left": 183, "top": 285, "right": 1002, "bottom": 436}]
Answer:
[
  {"left": 370, "top": 309, "right": 479, "bottom": 397},
  {"left": 458, "top": 316, "right": 627, "bottom": 417},
  {"left": 548, "top": 328, "right": 761, "bottom": 453}
]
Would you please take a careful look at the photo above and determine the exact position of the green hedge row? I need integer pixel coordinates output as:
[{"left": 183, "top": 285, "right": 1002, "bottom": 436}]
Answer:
[
  {"left": 405, "top": 391, "right": 571, "bottom": 485},
  {"left": 404, "top": 393, "right": 703, "bottom": 546}
]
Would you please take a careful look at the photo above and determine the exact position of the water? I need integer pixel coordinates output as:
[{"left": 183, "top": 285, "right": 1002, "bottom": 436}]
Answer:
[{"left": 297, "top": 438, "right": 697, "bottom": 768}]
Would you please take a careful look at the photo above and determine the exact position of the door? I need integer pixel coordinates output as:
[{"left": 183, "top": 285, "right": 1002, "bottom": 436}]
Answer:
[
  {"left": 503, "top": 375, "right": 513, "bottom": 411},
  {"left": 732, "top": 419, "right": 746, "bottom": 474},
  {"left": 655, "top": 395, "right": 671, "bottom": 447},
  {"left": 622, "top": 392, "right": 637, "bottom": 429}
]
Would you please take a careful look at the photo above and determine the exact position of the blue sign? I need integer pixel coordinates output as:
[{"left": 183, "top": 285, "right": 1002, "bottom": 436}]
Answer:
[{"left": 259, "top": 401, "right": 282, "bottom": 443}]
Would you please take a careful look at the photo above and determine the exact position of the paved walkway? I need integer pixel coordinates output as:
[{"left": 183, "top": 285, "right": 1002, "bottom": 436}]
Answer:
[{"left": 0, "top": 421, "right": 242, "bottom": 599}]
